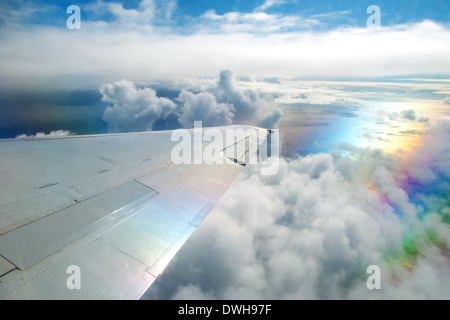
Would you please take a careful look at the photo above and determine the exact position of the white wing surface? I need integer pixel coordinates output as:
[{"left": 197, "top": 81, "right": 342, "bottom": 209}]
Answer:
[{"left": 0, "top": 126, "right": 268, "bottom": 299}]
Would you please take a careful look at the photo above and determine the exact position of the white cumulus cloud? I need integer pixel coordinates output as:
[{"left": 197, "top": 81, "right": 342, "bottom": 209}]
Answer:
[
  {"left": 100, "top": 79, "right": 177, "bottom": 132},
  {"left": 177, "top": 90, "right": 234, "bottom": 128},
  {"left": 145, "top": 121, "right": 450, "bottom": 300},
  {"left": 100, "top": 71, "right": 282, "bottom": 132},
  {"left": 15, "top": 130, "right": 73, "bottom": 139},
  {"left": 213, "top": 70, "right": 282, "bottom": 128}
]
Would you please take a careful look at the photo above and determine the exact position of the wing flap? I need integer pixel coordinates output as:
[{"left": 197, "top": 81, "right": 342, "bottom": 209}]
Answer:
[
  {"left": 0, "top": 238, "right": 156, "bottom": 299},
  {"left": 0, "top": 180, "right": 158, "bottom": 270}
]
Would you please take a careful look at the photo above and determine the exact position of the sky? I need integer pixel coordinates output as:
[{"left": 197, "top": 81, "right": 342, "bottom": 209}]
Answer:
[
  {"left": 1, "top": 0, "right": 450, "bottom": 91},
  {"left": 1, "top": 0, "right": 450, "bottom": 299},
  {"left": 3, "top": 0, "right": 450, "bottom": 28}
]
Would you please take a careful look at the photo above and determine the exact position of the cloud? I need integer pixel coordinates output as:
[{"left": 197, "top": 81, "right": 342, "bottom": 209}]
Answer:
[
  {"left": 310, "top": 10, "right": 352, "bottom": 20},
  {"left": 212, "top": 70, "right": 282, "bottom": 128},
  {"left": 83, "top": 0, "right": 176, "bottom": 31},
  {"left": 386, "top": 109, "right": 430, "bottom": 123},
  {"left": 15, "top": 130, "right": 72, "bottom": 138},
  {"left": 100, "top": 79, "right": 177, "bottom": 132},
  {"left": 401, "top": 109, "right": 417, "bottom": 121},
  {"left": 407, "top": 121, "right": 450, "bottom": 185},
  {"left": 100, "top": 71, "right": 282, "bottom": 131},
  {"left": 199, "top": 9, "right": 312, "bottom": 34},
  {"left": 172, "top": 284, "right": 215, "bottom": 300},
  {"left": 104, "top": 0, "right": 155, "bottom": 30},
  {"left": 177, "top": 90, "right": 234, "bottom": 127},
  {"left": 145, "top": 121, "right": 450, "bottom": 300},
  {"left": 255, "top": 0, "right": 288, "bottom": 12},
  {"left": 0, "top": 0, "right": 58, "bottom": 30},
  {"left": 2, "top": 7, "right": 450, "bottom": 90},
  {"left": 274, "top": 88, "right": 364, "bottom": 105},
  {"left": 441, "top": 96, "right": 450, "bottom": 105}
]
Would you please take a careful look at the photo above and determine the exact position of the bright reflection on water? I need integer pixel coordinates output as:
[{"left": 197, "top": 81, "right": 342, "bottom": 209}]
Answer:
[{"left": 278, "top": 102, "right": 447, "bottom": 158}]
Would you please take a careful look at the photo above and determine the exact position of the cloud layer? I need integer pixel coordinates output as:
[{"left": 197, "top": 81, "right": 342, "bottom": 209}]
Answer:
[
  {"left": 145, "top": 120, "right": 450, "bottom": 300},
  {"left": 1, "top": 11, "right": 450, "bottom": 90}
]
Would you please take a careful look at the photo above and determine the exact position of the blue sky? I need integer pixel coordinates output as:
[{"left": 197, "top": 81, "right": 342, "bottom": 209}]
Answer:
[
  {"left": 177, "top": 0, "right": 450, "bottom": 27},
  {"left": 3, "top": 0, "right": 450, "bottom": 31}
]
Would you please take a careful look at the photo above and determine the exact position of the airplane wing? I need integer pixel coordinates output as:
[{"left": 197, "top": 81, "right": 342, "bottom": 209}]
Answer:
[{"left": 0, "top": 125, "right": 269, "bottom": 299}]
